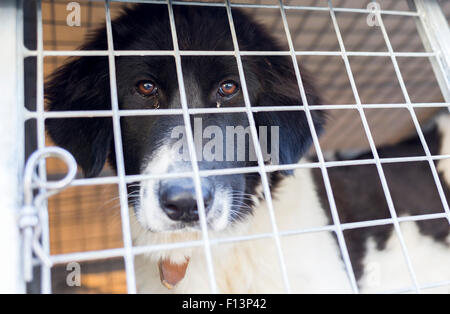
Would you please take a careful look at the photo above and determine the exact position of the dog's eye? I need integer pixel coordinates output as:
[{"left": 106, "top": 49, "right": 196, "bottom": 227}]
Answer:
[
  {"left": 218, "top": 81, "right": 239, "bottom": 97},
  {"left": 136, "top": 80, "right": 158, "bottom": 97}
]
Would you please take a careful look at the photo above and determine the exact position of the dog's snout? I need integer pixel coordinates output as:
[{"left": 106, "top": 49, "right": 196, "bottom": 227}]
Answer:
[{"left": 159, "top": 179, "right": 214, "bottom": 222}]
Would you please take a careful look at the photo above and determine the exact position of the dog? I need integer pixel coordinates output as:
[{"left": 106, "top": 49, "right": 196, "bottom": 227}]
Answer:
[{"left": 46, "top": 4, "right": 450, "bottom": 293}]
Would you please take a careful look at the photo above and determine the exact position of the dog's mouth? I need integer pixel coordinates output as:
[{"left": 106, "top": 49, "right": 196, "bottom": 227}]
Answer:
[{"left": 158, "top": 257, "right": 190, "bottom": 290}]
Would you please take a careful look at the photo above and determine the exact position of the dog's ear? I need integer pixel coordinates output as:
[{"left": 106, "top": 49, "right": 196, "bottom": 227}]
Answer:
[
  {"left": 252, "top": 57, "right": 324, "bottom": 174},
  {"left": 45, "top": 43, "right": 113, "bottom": 177}
]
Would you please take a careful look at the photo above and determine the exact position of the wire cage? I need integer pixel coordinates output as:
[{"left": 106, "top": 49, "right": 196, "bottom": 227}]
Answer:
[{"left": 1, "top": 0, "right": 449, "bottom": 294}]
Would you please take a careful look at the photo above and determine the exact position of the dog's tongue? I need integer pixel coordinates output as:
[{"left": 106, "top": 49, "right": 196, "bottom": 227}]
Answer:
[{"left": 158, "top": 258, "right": 189, "bottom": 290}]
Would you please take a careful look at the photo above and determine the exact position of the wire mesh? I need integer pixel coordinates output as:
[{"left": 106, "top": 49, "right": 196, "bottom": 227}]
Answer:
[{"left": 19, "top": 0, "right": 450, "bottom": 293}]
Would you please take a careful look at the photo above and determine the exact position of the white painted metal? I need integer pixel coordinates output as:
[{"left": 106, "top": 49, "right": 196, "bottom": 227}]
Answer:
[
  {"left": 0, "top": 0, "right": 25, "bottom": 294},
  {"left": 104, "top": 0, "right": 138, "bottom": 294},
  {"left": 411, "top": 0, "right": 450, "bottom": 104}
]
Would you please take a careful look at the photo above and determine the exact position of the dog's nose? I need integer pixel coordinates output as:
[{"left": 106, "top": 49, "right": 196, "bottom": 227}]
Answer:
[{"left": 159, "top": 179, "right": 214, "bottom": 222}]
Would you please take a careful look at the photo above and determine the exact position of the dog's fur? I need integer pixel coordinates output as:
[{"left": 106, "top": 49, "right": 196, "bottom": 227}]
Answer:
[{"left": 46, "top": 4, "right": 450, "bottom": 293}]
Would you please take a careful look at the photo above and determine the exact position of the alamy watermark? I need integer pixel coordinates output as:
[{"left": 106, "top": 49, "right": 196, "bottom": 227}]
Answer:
[
  {"left": 171, "top": 118, "right": 280, "bottom": 164},
  {"left": 367, "top": 2, "right": 381, "bottom": 27},
  {"left": 66, "top": 262, "right": 81, "bottom": 287},
  {"left": 66, "top": 2, "right": 81, "bottom": 27}
]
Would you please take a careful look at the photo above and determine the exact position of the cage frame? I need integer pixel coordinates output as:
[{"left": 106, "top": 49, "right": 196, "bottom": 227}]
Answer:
[{"left": 0, "top": 0, "right": 25, "bottom": 294}]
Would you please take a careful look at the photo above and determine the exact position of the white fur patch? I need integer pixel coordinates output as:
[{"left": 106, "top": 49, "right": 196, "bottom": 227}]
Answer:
[
  {"left": 359, "top": 222, "right": 450, "bottom": 293},
  {"left": 138, "top": 146, "right": 178, "bottom": 232}
]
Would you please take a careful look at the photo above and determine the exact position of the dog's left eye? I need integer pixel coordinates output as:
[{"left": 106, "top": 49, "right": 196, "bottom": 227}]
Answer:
[
  {"left": 136, "top": 80, "right": 158, "bottom": 97},
  {"left": 218, "top": 80, "right": 239, "bottom": 97}
]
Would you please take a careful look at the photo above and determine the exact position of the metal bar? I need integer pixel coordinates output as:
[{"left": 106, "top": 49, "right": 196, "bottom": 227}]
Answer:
[
  {"left": 35, "top": 0, "right": 53, "bottom": 295},
  {"left": 79, "top": 0, "right": 421, "bottom": 17},
  {"left": 0, "top": 0, "right": 24, "bottom": 294},
  {"left": 24, "top": 49, "right": 439, "bottom": 57},
  {"left": 49, "top": 153, "right": 449, "bottom": 188},
  {"left": 379, "top": 280, "right": 450, "bottom": 294},
  {"left": 104, "top": 0, "right": 137, "bottom": 294},
  {"left": 46, "top": 210, "right": 448, "bottom": 267},
  {"left": 225, "top": 0, "right": 292, "bottom": 293},
  {"left": 166, "top": 0, "right": 218, "bottom": 293},
  {"left": 411, "top": 0, "right": 450, "bottom": 104},
  {"left": 25, "top": 102, "right": 450, "bottom": 120}
]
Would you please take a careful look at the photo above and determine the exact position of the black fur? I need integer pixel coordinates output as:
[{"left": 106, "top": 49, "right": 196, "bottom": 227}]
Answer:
[
  {"left": 45, "top": 4, "right": 323, "bottom": 221},
  {"left": 313, "top": 126, "right": 450, "bottom": 282}
]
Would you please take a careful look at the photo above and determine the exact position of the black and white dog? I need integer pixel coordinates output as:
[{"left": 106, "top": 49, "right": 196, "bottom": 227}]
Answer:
[{"left": 46, "top": 4, "right": 450, "bottom": 293}]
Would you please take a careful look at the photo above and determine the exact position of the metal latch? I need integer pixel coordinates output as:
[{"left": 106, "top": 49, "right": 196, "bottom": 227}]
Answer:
[{"left": 20, "top": 147, "right": 77, "bottom": 282}]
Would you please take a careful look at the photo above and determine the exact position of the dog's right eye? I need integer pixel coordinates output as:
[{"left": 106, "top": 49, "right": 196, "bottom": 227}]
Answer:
[{"left": 136, "top": 80, "right": 158, "bottom": 97}]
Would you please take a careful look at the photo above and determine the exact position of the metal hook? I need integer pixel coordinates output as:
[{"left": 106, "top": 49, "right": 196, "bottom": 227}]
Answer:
[{"left": 20, "top": 147, "right": 77, "bottom": 282}]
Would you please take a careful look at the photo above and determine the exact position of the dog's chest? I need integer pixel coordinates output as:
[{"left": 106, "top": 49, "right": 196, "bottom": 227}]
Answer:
[
  {"left": 134, "top": 232, "right": 352, "bottom": 293},
  {"left": 133, "top": 168, "right": 352, "bottom": 293},
  {"left": 133, "top": 167, "right": 450, "bottom": 293}
]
